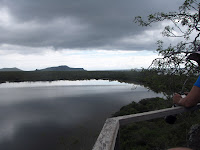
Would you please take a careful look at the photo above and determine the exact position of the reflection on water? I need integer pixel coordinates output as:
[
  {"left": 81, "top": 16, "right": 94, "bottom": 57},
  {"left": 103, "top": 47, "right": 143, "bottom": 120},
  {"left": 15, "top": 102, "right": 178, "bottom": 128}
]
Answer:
[
  {"left": 0, "top": 80, "right": 164, "bottom": 150},
  {"left": 0, "top": 80, "right": 128, "bottom": 88}
]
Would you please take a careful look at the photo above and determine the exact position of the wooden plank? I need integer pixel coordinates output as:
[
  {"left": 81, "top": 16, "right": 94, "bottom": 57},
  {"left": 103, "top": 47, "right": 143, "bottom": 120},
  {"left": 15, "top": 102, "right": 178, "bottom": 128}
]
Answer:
[
  {"left": 92, "top": 118, "right": 119, "bottom": 150},
  {"left": 117, "top": 104, "right": 200, "bottom": 126}
]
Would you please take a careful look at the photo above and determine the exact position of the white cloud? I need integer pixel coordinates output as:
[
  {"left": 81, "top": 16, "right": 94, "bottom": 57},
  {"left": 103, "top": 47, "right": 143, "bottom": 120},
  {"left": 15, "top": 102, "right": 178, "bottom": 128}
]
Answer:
[
  {"left": 0, "top": 49, "right": 160, "bottom": 70},
  {"left": 0, "top": 7, "right": 13, "bottom": 27}
]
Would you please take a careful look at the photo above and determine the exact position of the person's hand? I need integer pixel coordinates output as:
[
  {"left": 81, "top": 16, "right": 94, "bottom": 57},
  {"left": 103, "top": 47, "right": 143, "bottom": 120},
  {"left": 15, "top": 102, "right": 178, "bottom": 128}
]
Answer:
[{"left": 173, "top": 93, "right": 182, "bottom": 104}]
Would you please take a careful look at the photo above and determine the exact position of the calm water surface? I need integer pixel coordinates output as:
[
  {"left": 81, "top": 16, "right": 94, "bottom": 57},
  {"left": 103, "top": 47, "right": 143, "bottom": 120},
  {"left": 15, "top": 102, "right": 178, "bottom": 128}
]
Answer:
[{"left": 0, "top": 80, "right": 163, "bottom": 150}]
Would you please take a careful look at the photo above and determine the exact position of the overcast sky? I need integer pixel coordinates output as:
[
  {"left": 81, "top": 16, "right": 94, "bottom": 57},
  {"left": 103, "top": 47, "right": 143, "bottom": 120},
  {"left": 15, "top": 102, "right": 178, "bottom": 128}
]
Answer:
[{"left": 0, "top": 0, "right": 186, "bottom": 70}]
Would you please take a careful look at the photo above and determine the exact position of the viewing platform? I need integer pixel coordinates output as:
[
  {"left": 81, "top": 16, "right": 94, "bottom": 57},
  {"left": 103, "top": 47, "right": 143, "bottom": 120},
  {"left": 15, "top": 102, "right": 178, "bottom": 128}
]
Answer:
[{"left": 93, "top": 104, "right": 200, "bottom": 150}]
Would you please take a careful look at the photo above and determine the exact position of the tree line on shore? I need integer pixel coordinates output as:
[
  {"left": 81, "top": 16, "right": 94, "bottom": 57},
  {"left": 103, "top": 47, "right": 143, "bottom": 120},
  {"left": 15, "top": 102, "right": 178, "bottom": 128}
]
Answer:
[{"left": 0, "top": 69, "right": 196, "bottom": 95}]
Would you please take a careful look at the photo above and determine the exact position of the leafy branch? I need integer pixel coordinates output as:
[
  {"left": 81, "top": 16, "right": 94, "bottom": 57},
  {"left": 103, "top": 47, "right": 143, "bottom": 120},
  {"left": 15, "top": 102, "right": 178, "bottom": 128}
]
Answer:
[{"left": 135, "top": 0, "right": 200, "bottom": 76}]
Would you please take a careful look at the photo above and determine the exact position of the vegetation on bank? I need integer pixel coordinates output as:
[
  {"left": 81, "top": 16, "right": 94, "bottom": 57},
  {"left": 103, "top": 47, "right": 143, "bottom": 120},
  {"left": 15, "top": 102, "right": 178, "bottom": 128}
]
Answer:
[
  {"left": 113, "top": 97, "right": 200, "bottom": 150},
  {"left": 0, "top": 70, "right": 129, "bottom": 83},
  {"left": 106, "top": 69, "right": 199, "bottom": 149},
  {"left": 0, "top": 69, "right": 197, "bottom": 96}
]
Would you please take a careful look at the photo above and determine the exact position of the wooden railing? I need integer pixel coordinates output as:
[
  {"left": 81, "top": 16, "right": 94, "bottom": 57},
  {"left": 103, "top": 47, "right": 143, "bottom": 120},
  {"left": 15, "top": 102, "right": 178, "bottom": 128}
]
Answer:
[{"left": 92, "top": 104, "right": 200, "bottom": 150}]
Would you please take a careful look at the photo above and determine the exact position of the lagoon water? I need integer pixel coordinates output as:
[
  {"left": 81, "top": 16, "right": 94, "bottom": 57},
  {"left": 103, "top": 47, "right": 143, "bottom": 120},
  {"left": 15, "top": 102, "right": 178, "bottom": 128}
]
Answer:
[{"left": 0, "top": 80, "right": 163, "bottom": 150}]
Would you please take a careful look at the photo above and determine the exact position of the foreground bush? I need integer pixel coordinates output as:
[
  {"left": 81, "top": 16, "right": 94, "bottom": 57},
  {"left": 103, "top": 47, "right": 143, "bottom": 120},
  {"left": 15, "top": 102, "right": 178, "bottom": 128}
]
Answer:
[{"left": 113, "top": 97, "right": 200, "bottom": 150}]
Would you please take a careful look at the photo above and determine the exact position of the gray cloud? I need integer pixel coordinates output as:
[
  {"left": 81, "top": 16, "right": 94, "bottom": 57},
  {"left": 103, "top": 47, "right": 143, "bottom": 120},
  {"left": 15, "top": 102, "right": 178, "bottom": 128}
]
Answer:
[{"left": 0, "top": 0, "right": 184, "bottom": 51}]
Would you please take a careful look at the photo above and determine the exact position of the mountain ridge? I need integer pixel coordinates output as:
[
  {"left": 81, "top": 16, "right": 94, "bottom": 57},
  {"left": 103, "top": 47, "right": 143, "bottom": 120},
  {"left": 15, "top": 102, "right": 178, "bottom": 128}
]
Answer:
[
  {"left": 0, "top": 65, "right": 86, "bottom": 71},
  {"left": 36, "top": 65, "right": 85, "bottom": 71},
  {"left": 0, "top": 67, "right": 22, "bottom": 72}
]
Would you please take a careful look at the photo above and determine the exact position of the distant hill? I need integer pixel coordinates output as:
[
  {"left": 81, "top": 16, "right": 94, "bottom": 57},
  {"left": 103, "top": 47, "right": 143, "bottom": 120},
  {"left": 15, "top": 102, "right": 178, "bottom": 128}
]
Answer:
[
  {"left": 37, "top": 65, "right": 85, "bottom": 71},
  {"left": 0, "top": 67, "right": 23, "bottom": 72}
]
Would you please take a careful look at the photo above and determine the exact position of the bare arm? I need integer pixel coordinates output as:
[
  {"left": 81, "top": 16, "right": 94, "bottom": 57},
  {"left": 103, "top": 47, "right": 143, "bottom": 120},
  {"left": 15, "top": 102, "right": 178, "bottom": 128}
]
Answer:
[{"left": 173, "top": 86, "right": 200, "bottom": 107}]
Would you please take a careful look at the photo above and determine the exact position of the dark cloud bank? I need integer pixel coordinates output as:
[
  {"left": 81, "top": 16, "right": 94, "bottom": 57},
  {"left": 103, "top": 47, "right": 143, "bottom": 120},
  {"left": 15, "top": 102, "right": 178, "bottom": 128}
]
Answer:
[{"left": 0, "top": 0, "right": 184, "bottom": 51}]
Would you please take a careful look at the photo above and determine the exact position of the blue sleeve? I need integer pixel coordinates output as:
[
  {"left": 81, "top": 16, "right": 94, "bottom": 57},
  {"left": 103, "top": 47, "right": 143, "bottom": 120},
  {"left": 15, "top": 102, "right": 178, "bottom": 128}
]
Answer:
[{"left": 194, "top": 75, "right": 200, "bottom": 88}]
